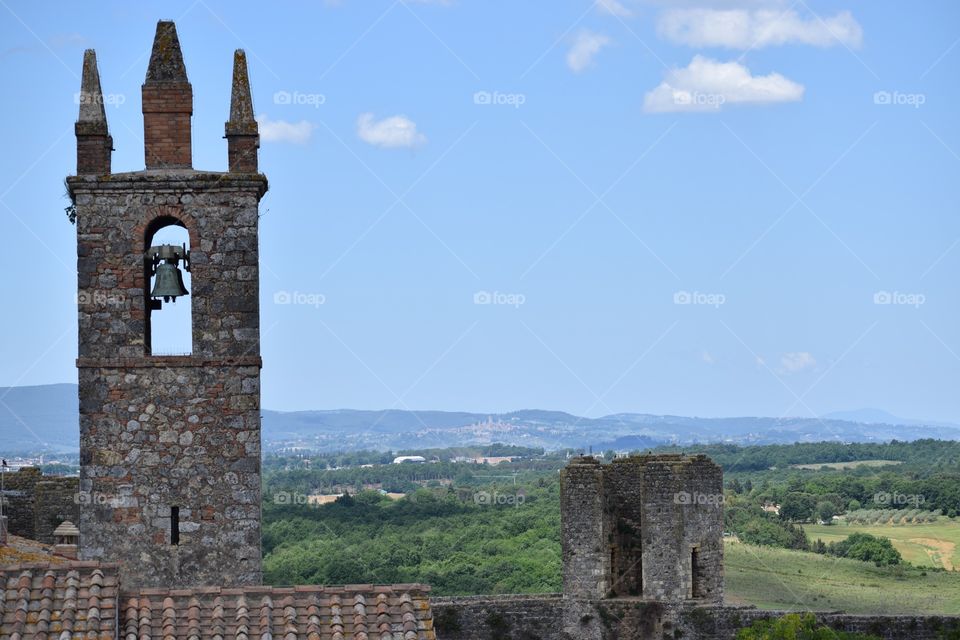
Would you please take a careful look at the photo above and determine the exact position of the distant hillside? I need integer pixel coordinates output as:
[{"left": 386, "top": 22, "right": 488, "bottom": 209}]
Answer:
[
  {"left": 822, "top": 408, "right": 960, "bottom": 429},
  {"left": 2, "top": 384, "right": 959, "bottom": 455}
]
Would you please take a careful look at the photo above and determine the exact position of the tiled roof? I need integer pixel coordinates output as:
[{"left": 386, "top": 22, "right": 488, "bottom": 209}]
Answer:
[
  {"left": 0, "top": 561, "right": 120, "bottom": 639},
  {"left": 122, "top": 584, "right": 435, "bottom": 640},
  {"left": 0, "top": 557, "right": 435, "bottom": 640}
]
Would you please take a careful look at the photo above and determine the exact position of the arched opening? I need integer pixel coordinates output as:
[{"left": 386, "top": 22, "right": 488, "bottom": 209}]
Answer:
[{"left": 145, "top": 218, "right": 193, "bottom": 355}]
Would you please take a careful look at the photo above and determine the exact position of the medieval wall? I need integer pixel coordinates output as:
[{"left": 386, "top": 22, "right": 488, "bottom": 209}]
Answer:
[
  {"left": 0, "top": 467, "right": 78, "bottom": 543},
  {"left": 432, "top": 596, "right": 960, "bottom": 640}
]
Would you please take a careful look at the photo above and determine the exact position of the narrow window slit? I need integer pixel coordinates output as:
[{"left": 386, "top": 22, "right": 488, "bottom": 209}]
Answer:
[{"left": 170, "top": 506, "right": 180, "bottom": 545}]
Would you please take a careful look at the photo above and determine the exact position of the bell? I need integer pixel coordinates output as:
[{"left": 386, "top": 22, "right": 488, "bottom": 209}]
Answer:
[{"left": 151, "top": 260, "right": 189, "bottom": 303}]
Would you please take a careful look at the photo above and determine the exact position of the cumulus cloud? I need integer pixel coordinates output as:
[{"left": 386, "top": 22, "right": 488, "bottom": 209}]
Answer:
[
  {"left": 567, "top": 30, "right": 611, "bottom": 73},
  {"left": 596, "top": 0, "right": 633, "bottom": 17},
  {"left": 357, "top": 113, "right": 426, "bottom": 149},
  {"left": 643, "top": 55, "right": 804, "bottom": 113},
  {"left": 658, "top": 8, "right": 862, "bottom": 49},
  {"left": 256, "top": 114, "right": 314, "bottom": 144},
  {"left": 778, "top": 352, "right": 816, "bottom": 374}
]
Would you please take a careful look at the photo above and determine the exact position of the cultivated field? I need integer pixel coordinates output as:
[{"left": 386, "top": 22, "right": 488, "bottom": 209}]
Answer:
[
  {"left": 788, "top": 459, "right": 903, "bottom": 470},
  {"left": 724, "top": 540, "right": 960, "bottom": 614},
  {"left": 804, "top": 519, "right": 960, "bottom": 570}
]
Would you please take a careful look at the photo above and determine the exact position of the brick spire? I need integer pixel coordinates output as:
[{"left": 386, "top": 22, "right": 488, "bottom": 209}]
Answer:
[
  {"left": 224, "top": 50, "right": 259, "bottom": 173},
  {"left": 75, "top": 49, "right": 112, "bottom": 175},
  {"left": 142, "top": 21, "right": 192, "bottom": 169}
]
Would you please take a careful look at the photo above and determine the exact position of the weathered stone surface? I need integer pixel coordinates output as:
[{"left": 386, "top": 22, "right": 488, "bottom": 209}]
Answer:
[
  {"left": 432, "top": 596, "right": 960, "bottom": 640},
  {"left": 0, "top": 467, "right": 79, "bottom": 543},
  {"left": 561, "top": 454, "right": 724, "bottom": 604},
  {"left": 69, "top": 174, "right": 267, "bottom": 590}
]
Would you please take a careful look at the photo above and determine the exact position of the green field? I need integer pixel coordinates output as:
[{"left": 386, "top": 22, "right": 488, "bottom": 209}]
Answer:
[
  {"left": 788, "top": 459, "right": 903, "bottom": 470},
  {"left": 804, "top": 520, "right": 960, "bottom": 570},
  {"left": 725, "top": 540, "right": 960, "bottom": 614}
]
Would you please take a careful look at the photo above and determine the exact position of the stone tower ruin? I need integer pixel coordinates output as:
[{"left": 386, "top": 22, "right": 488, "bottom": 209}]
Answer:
[
  {"left": 67, "top": 22, "right": 266, "bottom": 588},
  {"left": 561, "top": 454, "right": 724, "bottom": 603}
]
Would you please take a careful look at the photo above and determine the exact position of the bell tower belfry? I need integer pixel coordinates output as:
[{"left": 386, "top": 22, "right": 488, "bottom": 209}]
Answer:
[{"left": 67, "top": 21, "right": 266, "bottom": 588}]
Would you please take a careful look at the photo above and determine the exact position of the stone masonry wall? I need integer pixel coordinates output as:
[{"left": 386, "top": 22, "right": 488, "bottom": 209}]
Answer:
[
  {"left": 68, "top": 171, "right": 266, "bottom": 589},
  {"left": 604, "top": 460, "right": 644, "bottom": 598},
  {"left": 0, "top": 468, "right": 78, "bottom": 543},
  {"left": 635, "top": 455, "right": 724, "bottom": 602},
  {"left": 34, "top": 477, "right": 81, "bottom": 543},
  {"left": 562, "top": 455, "right": 724, "bottom": 604},
  {"left": 76, "top": 362, "right": 261, "bottom": 587},
  {"left": 561, "top": 458, "right": 609, "bottom": 600},
  {"left": 432, "top": 596, "right": 960, "bottom": 640}
]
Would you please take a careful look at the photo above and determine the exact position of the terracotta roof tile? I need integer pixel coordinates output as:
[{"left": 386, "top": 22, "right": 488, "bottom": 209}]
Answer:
[
  {"left": 0, "top": 562, "right": 119, "bottom": 639},
  {"left": 1, "top": 559, "right": 434, "bottom": 639},
  {"left": 120, "top": 585, "right": 434, "bottom": 640}
]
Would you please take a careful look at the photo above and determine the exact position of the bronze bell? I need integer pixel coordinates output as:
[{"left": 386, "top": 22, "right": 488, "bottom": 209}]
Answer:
[{"left": 151, "top": 259, "right": 189, "bottom": 303}]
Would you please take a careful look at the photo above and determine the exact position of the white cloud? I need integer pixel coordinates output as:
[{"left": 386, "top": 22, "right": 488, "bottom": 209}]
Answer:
[
  {"left": 778, "top": 352, "right": 816, "bottom": 374},
  {"left": 256, "top": 114, "right": 314, "bottom": 144},
  {"left": 567, "top": 30, "right": 611, "bottom": 73},
  {"left": 643, "top": 55, "right": 804, "bottom": 113},
  {"left": 702, "top": 351, "right": 716, "bottom": 365},
  {"left": 596, "top": 0, "right": 633, "bottom": 18},
  {"left": 357, "top": 113, "right": 426, "bottom": 149},
  {"left": 658, "top": 8, "right": 862, "bottom": 49}
]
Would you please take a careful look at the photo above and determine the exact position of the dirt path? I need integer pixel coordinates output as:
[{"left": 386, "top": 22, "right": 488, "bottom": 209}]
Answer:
[{"left": 908, "top": 537, "right": 956, "bottom": 571}]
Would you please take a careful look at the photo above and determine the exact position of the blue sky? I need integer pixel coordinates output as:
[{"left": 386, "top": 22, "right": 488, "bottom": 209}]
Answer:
[{"left": 1, "top": 0, "right": 958, "bottom": 422}]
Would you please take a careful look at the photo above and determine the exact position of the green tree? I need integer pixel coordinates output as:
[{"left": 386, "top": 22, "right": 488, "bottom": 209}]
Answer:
[
  {"left": 780, "top": 492, "right": 816, "bottom": 522},
  {"left": 815, "top": 501, "right": 836, "bottom": 524},
  {"left": 826, "top": 533, "right": 902, "bottom": 567}
]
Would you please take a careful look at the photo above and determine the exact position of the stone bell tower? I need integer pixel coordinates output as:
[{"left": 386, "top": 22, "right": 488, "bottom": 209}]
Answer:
[{"left": 67, "top": 22, "right": 266, "bottom": 588}]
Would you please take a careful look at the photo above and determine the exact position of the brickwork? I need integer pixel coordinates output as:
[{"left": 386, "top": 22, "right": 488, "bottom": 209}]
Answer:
[
  {"left": 66, "top": 20, "right": 267, "bottom": 589},
  {"left": 75, "top": 49, "right": 112, "bottom": 175},
  {"left": 225, "top": 49, "right": 260, "bottom": 173},
  {"left": 142, "top": 22, "right": 192, "bottom": 169}
]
